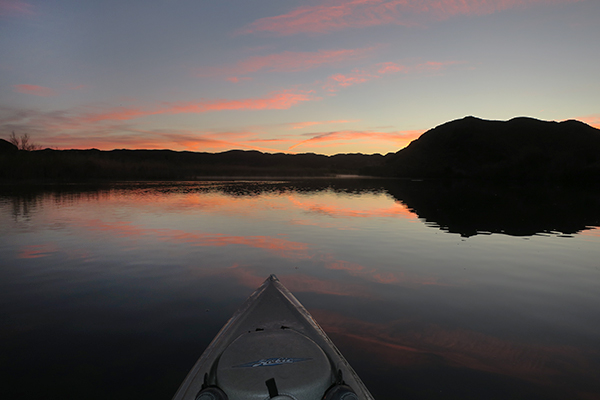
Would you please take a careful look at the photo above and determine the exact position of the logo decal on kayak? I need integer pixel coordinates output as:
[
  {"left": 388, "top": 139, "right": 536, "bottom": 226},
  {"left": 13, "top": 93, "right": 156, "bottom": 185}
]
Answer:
[{"left": 233, "top": 357, "right": 312, "bottom": 368}]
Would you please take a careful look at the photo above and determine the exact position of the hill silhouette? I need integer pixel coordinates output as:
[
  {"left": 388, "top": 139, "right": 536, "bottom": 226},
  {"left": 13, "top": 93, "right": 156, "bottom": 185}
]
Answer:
[
  {"left": 380, "top": 116, "right": 600, "bottom": 180},
  {"left": 0, "top": 148, "right": 385, "bottom": 181},
  {"left": 2, "top": 116, "right": 600, "bottom": 182},
  {"left": 0, "top": 138, "right": 18, "bottom": 153}
]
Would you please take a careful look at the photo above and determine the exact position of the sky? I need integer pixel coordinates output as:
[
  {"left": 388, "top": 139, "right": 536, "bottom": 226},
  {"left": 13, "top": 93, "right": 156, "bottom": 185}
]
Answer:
[{"left": 1, "top": 0, "right": 599, "bottom": 155}]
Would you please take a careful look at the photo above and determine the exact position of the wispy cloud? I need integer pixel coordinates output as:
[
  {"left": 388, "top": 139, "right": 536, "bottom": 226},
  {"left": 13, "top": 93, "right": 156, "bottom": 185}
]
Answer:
[
  {"left": 39, "top": 130, "right": 261, "bottom": 152},
  {"left": 82, "top": 89, "right": 318, "bottom": 122},
  {"left": 238, "top": 0, "right": 584, "bottom": 36},
  {"left": 0, "top": 102, "right": 315, "bottom": 152},
  {"left": 12, "top": 84, "right": 87, "bottom": 96},
  {"left": 0, "top": 0, "right": 34, "bottom": 16},
  {"left": 197, "top": 47, "right": 376, "bottom": 80},
  {"left": 323, "top": 60, "right": 461, "bottom": 92},
  {"left": 67, "top": 84, "right": 88, "bottom": 91},
  {"left": 286, "top": 119, "right": 359, "bottom": 130},
  {"left": 324, "top": 69, "right": 378, "bottom": 91},
  {"left": 13, "top": 84, "right": 57, "bottom": 97},
  {"left": 288, "top": 129, "right": 423, "bottom": 151},
  {"left": 226, "top": 76, "right": 253, "bottom": 83}
]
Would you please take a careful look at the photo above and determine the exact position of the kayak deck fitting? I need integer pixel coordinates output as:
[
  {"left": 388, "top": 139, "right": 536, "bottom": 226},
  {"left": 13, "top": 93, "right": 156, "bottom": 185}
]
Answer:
[{"left": 172, "top": 275, "right": 374, "bottom": 400}]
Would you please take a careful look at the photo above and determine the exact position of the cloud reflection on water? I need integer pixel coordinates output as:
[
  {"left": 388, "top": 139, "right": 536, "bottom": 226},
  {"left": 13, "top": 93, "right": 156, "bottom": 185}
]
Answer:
[
  {"left": 313, "top": 309, "right": 600, "bottom": 399},
  {"left": 2, "top": 181, "right": 600, "bottom": 400}
]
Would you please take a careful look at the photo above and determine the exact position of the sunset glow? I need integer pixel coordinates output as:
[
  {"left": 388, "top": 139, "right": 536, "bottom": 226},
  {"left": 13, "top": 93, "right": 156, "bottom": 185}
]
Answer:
[{"left": 1, "top": 0, "right": 597, "bottom": 154}]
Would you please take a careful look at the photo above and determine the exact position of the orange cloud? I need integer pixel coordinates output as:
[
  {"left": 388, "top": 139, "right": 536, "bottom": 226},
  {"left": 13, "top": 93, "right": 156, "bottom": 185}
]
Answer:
[
  {"left": 288, "top": 130, "right": 423, "bottom": 151},
  {"left": 82, "top": 89, "right": 318, "bottom": 122},
  {"left": 0, "top": 0, "right": 34, "bottom": 16},
  {"left": 33, "top": 130, "right": 259, "bottom": 152},
  {"left": 1, "top": 104, "right": 311, "bottom": 152},
  {"left": 199, "top": 47, "right": 375, "bottom": 79},
  {"left": 13, "top": 84, "right": 56, "bottom": 97},
  {"left": 238, "top": 0, "right": 584, "bottom": 35},
  {"left": 576, "top": 114, "right": 600, "bottom": 129}
]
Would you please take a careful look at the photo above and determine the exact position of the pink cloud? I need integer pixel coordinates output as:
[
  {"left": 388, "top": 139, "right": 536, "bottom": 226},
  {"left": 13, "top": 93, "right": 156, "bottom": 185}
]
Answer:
[
  {"left": 238, "top": 0, "right": 583, "bottom": 35},
  {"left": 324, "top": 69, "right": 377, "bottom": 91},
  {"left": 82, "top": 89, "right": 318, "bottom": 122},
  {"left": 13, "top": 84, "right": 57, "bottom": 97},
  {"left": 288, "top": 130, "right": 423, "bottom": 150},
  {"left": 0, "top": 0, "right": 34, "bottom": 16},
  {"left": 376, "top": 62, "right": 409, "bottom": 74},
  {"left": 227, "top": 76, "right": 253, "bottom": 83},
  {"left": 323, "top": 60, "right": 460, "bottom": 92},
  {"left": 287, "top": 119, "right": 358, "bottom": 130},
  {"left": 198, "top": 47, "right": 375, "bottom": 79}
]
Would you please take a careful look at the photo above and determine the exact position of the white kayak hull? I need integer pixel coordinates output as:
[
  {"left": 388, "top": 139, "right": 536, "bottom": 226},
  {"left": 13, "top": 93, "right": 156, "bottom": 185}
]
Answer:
[{"left": 172, "top": 275, "right": 375, "bottom": 400}]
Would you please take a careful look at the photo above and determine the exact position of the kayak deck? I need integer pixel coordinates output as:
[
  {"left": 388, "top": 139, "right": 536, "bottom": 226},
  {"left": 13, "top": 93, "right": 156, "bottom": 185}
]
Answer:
[{"left": 172, "top": 275, "right": 374, "bottom": 400}]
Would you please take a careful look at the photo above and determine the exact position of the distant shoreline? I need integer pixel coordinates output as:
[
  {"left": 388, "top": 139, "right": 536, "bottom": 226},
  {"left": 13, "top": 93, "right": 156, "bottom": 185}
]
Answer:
[{"left": 2, "top": 116, "right": 600, "bottom": 183}]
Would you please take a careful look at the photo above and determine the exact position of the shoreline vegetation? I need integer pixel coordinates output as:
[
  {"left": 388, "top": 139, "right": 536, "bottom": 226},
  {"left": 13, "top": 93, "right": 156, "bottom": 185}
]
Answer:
[{"left": 2, "top": 116, "right": 600, "bottom": 183}]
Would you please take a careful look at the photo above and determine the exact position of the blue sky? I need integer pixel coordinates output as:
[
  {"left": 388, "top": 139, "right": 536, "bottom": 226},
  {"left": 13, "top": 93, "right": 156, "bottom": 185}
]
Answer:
[{"left": 1, "top": 0, "right": 598, "bottom": 154}]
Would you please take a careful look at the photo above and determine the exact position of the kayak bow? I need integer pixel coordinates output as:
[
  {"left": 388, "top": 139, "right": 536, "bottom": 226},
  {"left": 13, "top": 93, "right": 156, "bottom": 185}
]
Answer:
[{"left": 172, "top": 275, "right": 374, "bottom": 400}]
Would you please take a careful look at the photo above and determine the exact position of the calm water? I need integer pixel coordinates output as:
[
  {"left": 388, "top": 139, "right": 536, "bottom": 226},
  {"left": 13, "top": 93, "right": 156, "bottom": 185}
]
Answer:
[{"left": 1, "top": 179, "right": 599, "bottom": 400}]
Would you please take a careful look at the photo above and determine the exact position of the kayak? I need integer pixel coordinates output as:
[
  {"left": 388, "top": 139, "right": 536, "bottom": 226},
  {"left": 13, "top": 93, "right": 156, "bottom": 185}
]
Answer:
[{"left": 172, "top": 274, "right": 375, "bottom": 400}]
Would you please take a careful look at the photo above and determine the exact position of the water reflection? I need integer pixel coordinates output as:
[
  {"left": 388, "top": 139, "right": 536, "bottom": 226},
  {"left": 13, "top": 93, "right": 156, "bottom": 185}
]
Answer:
[
  {"left": 1, "top": 180, "right": 600, "bottom": 400},
  {"left": 5, "top": 179, "right": 599, "bottom": 239},
  {"left": 385, "top": 180, "right": 600, "bottom": 237},
  {"left": 313, "top": 309, "right": 599, "bottom": 399}
]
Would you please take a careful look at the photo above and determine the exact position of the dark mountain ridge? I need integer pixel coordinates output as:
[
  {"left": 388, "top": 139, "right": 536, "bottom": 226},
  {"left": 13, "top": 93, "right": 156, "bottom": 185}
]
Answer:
[
  {"left": 0, "top": 148, "right": 386, "bottom": 181},
  {"left": 381, "top": 116, "right": 600, "bottom": 180}
]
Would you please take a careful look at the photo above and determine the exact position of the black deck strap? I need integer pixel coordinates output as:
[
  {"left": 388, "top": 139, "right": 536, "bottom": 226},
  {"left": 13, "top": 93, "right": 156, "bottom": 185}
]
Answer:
[
  {"left": 336, "top": 369, "right": 344, "bottom": 384},
  {"left": 266, "top": 378, "right": 279, "bottom": 398}
]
